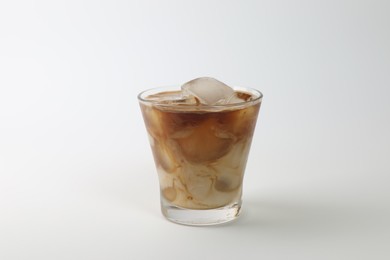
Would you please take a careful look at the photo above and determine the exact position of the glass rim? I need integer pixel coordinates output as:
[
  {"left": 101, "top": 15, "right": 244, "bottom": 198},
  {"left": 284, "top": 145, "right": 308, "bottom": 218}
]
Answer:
[{"left": 137, "top": 86, "right": 263, "bottom": 109}]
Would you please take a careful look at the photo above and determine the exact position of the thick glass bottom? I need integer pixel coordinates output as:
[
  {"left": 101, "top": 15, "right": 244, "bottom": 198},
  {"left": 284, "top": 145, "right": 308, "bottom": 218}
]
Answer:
[{"left": 160, "top": 198, "right": 242, "bottom": 226}]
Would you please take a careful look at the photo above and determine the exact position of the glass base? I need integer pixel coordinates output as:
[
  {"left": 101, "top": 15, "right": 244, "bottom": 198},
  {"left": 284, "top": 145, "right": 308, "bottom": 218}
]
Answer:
[{"left": 160, "top": 199, "right": 242, "bottom": 226}]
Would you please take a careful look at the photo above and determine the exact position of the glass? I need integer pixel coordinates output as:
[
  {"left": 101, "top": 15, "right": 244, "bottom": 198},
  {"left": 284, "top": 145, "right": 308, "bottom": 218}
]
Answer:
[{"left": 138, "top": 86, "right": 263, "bottom": 225}]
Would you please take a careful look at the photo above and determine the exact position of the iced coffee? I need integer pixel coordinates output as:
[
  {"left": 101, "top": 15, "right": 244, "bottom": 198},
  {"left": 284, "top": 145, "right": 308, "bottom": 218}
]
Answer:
[{"left": 138, "top": 77, "right": 262, "bottom": 225}]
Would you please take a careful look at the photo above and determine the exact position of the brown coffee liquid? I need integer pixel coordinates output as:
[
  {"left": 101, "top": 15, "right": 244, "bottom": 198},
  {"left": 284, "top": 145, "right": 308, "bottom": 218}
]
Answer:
[{"left": 140, "top": 91, "right": 261, "bottom": 209}]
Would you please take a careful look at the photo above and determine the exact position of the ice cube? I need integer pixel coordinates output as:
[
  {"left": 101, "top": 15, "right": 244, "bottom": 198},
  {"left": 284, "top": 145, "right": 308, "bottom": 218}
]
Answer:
[
  {"left": 181, "top": 164, "right": 214, "bottom": 200},
  {"left": 152, "top": 140, "right": 179, "bottom": 173},
  {"left": 181, "top": 77, "right": 235, "bottom": 105},
  {"left": 146, "top": 91, "right": 183, "bottom": 101},
  {"left": 174, "top": 118, "right": 234, "bottom": 163},
  {"left": 149, "top": 91, "right": 199, "bottom": 105},
  {"left": 226, "top": 91, "right": 253, "bottom": 104}
]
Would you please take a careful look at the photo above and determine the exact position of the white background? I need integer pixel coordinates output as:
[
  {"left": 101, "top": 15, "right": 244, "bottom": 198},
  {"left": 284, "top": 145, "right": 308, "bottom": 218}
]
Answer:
[{"left": 1, "top": 0, "right": 389, "bottom": 259}]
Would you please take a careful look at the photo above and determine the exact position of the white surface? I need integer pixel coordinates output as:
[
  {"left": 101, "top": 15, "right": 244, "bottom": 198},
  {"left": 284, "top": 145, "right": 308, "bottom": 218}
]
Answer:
[{"left": 1, "top": 0, "right": 390, "bottom": 259}]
